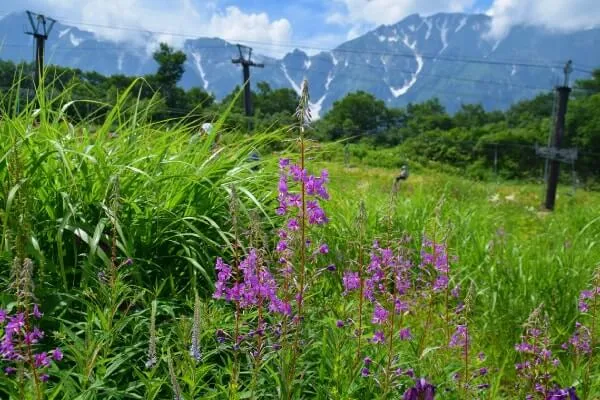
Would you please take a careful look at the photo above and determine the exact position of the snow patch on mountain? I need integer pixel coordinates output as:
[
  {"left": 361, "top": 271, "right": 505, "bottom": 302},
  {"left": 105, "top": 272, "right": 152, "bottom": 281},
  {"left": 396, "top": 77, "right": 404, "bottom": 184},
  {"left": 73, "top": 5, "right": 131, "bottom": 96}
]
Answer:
[
  {"left": 330, "top": 52, "right": 338, "bottom": 66},
  {"left": 438, "top": 19, "right": 449, "bottom": 53},
  {"left": 390, "top": 35, "right": 424, "bottom": 97},
  {"left": 69, "top": 33, "right": 82, "bottom": 47},
  {"left": 492, "top": 38, "right": 502, "bottom": 52},
  {"left": 424, "top": 18, "right": 433, "bottom": 40},
  {"left": 310, "top": 95, "right": 326, "bottom": 120},
  {"left": 456, "top": 17, "right": 468, "bottom": 32},
  {"left": 304, "top": 59, "right": 311, "bottom": 69},
  {"left": 325, "top": 71, "right": 335, "bottom": 90},
  {"left": 281, "top": 63, "right": 302, "bottom": 94},
  {"left": 511, "top": 65, "right": 517, "bottom": 76},
  {"left": 58, "top": 28, "right": 70, "bottom": 38},
  {"left": 378, "top": 35, "right": 386, "bottom": 42},
  {"left": 191, "top": 52, "right": 209, "bottom": 90}
]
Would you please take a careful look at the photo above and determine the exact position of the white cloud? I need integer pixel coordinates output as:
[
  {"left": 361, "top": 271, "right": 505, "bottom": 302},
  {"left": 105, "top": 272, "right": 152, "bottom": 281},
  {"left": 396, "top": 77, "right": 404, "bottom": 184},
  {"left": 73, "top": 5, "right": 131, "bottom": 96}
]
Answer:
[
  {"left": 486, "top": 0, "right": 600, "bottom": 38},
  {"left": 207, "top": 6, "right": 292, "bottom": 55},
  {"left": 8, "top": 0, "right": 292, "bottom": 56},
  {"left": 329, "top": 0, "right": 475, "bottom": 26}
]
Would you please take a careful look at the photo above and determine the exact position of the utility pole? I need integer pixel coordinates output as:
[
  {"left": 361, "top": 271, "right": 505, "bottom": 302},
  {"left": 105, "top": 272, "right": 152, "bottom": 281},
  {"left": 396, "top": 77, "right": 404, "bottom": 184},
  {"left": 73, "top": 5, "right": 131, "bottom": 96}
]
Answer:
[
  {"left": 231, "top": 44, "right": 264, "bottom": 129},
  {"left": 543, "top": 60, "right": 573, "bottom": 211},
  {"left": 25, "top": 11, "right": 56, "bottom": 91}
]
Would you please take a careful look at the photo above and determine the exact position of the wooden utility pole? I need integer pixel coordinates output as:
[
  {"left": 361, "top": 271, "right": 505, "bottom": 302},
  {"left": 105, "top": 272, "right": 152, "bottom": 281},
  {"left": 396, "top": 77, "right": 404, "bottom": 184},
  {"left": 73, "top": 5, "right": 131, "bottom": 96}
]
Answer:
[
  {"left": 544, "top": 60, "right": 573, "bottom": 211},
  {"left": 231, "top": 44, "right": 264, "bottom": 128},
  {"left": 25, "top": 11, "right": 56, "bottom": 91}
]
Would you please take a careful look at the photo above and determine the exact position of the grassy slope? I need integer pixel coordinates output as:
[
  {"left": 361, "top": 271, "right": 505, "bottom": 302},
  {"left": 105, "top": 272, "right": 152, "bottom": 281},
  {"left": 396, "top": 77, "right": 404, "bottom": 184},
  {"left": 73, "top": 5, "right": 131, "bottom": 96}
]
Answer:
[{"left": 318, "top": 161, "right": 600, "bottom": 395}]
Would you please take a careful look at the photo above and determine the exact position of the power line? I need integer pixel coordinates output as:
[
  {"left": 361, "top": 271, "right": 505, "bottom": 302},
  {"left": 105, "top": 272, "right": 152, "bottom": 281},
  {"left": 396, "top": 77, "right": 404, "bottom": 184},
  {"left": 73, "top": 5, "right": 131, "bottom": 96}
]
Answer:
[{"left": 1, "top": 41, "right": 570, "bottom": 95}]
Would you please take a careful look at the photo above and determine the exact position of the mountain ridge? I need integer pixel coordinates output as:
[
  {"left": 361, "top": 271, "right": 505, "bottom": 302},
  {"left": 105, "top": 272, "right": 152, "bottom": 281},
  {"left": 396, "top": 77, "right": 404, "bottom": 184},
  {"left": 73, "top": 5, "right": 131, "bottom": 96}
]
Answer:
[{"left": 1, "top": 11, "right": 598, "bottom": 115}]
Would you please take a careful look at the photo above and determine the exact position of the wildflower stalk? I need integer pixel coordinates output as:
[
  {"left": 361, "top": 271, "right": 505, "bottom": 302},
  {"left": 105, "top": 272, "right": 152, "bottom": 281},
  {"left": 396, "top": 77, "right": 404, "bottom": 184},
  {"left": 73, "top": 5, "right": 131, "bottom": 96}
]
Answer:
[
  {"left": 381, "top": 192, "right": 396, "bottom": 395},
  {"left": 109, "top": 176, "right": 120, "bottom": 289},
  {"left": 287, "top": 79, "right": 311, "bottom": 394},
  {"left": 248, "top": 216, "right": 265, "bottom": 400},
  {"left": 145, "top": 299, "right": 157, "bottom": 369},
  {"left": 356, "top": 201, "right": 367, "bottom": 365},
  {"left": 584, "top": 266, "right": 599, "bottom": 397},
  {"left": 167, "top": 355, "right": 182, "bottom": 400},
  {"left": 190, "top": 292, "right": 202, "bottom": 363},
  {"left": 462, "top": 284, "right": 474, "bottom": 397},
  {"left": 229, "top": 185, "right": 242, "bottom": 398},
  {"left": 382, "top": 304, "right": 396, "bottom": 396}
]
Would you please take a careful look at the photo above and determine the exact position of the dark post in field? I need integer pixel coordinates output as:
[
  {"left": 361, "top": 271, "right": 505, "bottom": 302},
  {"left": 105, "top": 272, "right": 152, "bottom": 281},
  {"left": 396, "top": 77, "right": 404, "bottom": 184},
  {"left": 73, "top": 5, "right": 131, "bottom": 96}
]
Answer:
[
  {"left": 543, "top": 61, "right": 573, "bottom": 211},
  {"left": 231, "top": 44, "right": 264, "bottom": 130},
  {"left": 25, "top": 11, "right": 56, "bottom": 91}
]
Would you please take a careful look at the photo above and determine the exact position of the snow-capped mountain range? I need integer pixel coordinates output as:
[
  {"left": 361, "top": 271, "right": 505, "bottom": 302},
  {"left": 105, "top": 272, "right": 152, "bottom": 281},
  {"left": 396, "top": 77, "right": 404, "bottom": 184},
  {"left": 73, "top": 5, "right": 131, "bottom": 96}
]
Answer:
[{"left": 1, "top": 11, "right": 599, "bottom": 115}]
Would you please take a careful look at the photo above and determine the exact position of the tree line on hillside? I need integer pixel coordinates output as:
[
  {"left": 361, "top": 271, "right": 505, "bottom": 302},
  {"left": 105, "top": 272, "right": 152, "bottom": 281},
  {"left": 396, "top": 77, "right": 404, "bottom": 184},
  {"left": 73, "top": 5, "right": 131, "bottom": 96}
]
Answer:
[{"left": 0, "top": 43, "right": 598, "bottom": 184}]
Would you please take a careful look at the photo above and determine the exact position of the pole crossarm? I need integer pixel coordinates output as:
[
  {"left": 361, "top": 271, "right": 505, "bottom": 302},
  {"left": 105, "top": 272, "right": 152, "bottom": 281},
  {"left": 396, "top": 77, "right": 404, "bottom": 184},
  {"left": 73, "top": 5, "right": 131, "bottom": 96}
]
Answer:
[
  {"left": 231, "top": 44, "right": 264, "bottom": 68},
  {"left": 25, "top": 11, "right": 56, "bottom": 39},
  {"left": 535, "top": 145, "right": 578, "bottom": 163}
]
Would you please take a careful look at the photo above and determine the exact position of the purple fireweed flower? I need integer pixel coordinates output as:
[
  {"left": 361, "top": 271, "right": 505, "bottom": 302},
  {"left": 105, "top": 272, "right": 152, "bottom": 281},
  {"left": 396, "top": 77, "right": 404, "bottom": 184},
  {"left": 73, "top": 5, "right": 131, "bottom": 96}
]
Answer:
[
  {"left": 403, "top": 378, "right": 435, "bottom": 400},
  {"left": 372, "top": 330, "right": 385, "bottom": 344},
  {"left": 577, "top": 288, "right": 598, "bottom": 313},
  {"left": 52, "top": 348, "right": 63, "bottom": 361},
  {"left": 4, "top": 367, "right": 16, "bottom": 375},
  {"left": 479, "top": 367, "right": 488, "bottom": 376},
  {"left": 364, "top": 356, "right": 372, "bottom": 366},
  {"left": 336, "top": 320, "right": 344, "bottom": 328},
  {"left": 318, "top": 243, "right": 329, "bottom": 254},
  {"left": 361, "top": 367, "right": 370, "bottom": 377},
  {"left": 515, "top": 342, "right": 534, "bottom": 353},
  {"left": 24, "top": 327, "right": 44, "bottom": 345},
  {"left": 449, "top": 325, "right": 469, "bottom": 348},
  {"left": 287, "top": 218, "right": 299, "bottom": 231},
  {"left": 0, "top": 309, "right": 6, "bottom": 324},
  {"left": 546, "top": 387, "right": 579, "bottom": 399},
  {"left": 39, "top": 374, "right": 49, "bottom": 382},
  {"left": 32, "top": 304, "right": 43, "bottom": 319},
  {"left": 371, "top": 304, "right": 389, "bottom": 325},
  {"left": 342, "top": 271, "right": 361, "bottom": 294},
  {"left": 399, "top": 328, "right": 412, "bottom": 341},
  {"left": 279, "top": 158, "right": 290, "bottom": 169},
  {"left": 327, "top": 264, "right": 336, "bottom": 271},
  {"left": 395, "top": 299, "right": 410, "bottom": 314},
  {"left": 307, "top": 201, "right": 328, "bottom": 225},
  {"left": 451, "top": 285, "right": 460, "bottom": 298},
  {"left": 276, "top": 240, "right": 288, "bottom": 252},
  {"left": 433, "top": 275, "right": 449, "bottom": 292},
  {"left": 6, "top": 313, "right": 25, "bottom": 333},
  {"left": 34, "top": 352, "right": 51, "bottom": 368},
  {"left": 213, "top": 249, "right": 287, "bottom": 316},
  {"left": 564, "top": 322, "right": 592, "bottom": 355}
]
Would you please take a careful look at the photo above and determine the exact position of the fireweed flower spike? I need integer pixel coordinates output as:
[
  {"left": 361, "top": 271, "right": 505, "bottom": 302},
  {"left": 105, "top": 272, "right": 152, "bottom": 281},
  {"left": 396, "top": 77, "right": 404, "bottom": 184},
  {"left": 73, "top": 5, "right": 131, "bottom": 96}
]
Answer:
[{"left": 0, "top": 304, "right": 63, "bottom": 382}]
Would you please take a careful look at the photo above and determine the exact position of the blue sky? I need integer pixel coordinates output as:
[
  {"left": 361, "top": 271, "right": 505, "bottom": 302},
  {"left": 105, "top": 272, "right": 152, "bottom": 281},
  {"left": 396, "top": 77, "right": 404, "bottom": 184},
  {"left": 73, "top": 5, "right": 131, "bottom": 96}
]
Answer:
[{"left": 1, "top": 0, "right": 598, "bottom": 57}]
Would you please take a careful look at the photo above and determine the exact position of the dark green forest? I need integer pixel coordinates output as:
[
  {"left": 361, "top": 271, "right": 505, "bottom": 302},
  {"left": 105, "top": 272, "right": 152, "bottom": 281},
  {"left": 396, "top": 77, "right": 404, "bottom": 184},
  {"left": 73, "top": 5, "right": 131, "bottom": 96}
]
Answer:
[{"left": 1, "top": 43, "right": 599, "bottom": 184}]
